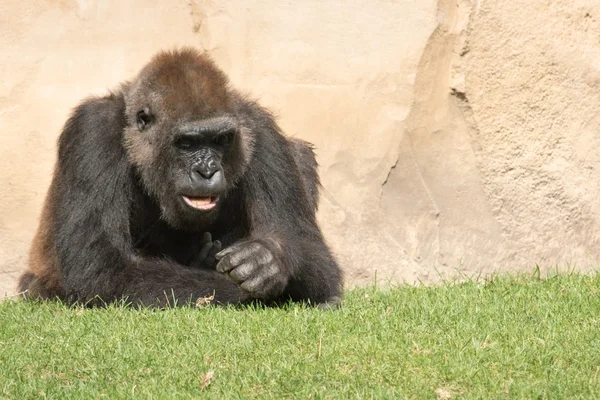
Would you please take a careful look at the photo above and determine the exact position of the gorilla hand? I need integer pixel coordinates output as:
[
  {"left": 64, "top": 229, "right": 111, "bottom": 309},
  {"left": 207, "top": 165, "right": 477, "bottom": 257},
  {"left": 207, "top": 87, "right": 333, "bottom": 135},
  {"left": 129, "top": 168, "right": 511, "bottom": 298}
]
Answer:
[
  {"left": 190, "top": 232, "right": 222, "bottom": 269},
  {"left": 215, "top": 239, "right": 289, "bottom": 300}
]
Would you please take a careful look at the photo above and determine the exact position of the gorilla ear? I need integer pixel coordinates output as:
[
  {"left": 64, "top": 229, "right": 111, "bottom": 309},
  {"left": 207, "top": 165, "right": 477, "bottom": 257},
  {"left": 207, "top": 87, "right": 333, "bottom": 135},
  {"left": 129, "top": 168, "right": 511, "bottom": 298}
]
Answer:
[{"left": 136, "top": 107, "right": 153, "bottom": 131}]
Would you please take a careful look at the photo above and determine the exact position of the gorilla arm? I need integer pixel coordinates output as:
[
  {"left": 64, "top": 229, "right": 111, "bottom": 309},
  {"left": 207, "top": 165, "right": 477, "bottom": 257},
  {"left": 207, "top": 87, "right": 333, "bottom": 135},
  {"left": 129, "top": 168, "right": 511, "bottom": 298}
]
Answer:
[
  {"left": 215, "top": 114, "right": 343, "bottom": 306},
  {"left": 50, "top": 95, "right": 248, "bottom": 306}
]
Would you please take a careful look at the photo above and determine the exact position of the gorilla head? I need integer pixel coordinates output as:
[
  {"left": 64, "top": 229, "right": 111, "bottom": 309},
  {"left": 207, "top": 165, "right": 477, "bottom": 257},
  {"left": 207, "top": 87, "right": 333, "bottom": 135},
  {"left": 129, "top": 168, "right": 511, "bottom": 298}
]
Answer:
[{"left": 123, "top": 50, "right": 252, "bottom": 229}]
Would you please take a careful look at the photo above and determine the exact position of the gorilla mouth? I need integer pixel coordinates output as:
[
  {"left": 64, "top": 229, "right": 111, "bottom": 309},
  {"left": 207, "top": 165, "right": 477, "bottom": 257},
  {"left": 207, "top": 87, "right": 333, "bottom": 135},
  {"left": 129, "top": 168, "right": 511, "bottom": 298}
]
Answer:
[{"left": 182, "top": 195, "right": 218, "bottom": 211}]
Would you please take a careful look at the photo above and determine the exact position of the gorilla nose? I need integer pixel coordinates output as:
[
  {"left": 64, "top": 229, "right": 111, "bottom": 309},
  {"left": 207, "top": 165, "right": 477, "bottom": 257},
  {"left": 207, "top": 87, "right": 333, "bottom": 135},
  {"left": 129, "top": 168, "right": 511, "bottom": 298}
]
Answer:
[{"left": 194, "top": 160, "right": 219, "bottom": 180}]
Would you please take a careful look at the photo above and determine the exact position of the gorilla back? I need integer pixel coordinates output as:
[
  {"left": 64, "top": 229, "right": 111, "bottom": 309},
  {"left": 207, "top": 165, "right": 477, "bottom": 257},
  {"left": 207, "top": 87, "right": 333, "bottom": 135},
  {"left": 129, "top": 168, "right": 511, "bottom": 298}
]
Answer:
[{"left": 18, "top": 48, "right": 343, "bottom": 308}]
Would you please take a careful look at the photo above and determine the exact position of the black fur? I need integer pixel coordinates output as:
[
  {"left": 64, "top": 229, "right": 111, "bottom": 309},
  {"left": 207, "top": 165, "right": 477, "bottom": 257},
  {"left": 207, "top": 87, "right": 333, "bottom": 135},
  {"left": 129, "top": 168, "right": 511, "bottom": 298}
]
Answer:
[{"left": 18, "top": 49, "right": 342, "bottom": 308}]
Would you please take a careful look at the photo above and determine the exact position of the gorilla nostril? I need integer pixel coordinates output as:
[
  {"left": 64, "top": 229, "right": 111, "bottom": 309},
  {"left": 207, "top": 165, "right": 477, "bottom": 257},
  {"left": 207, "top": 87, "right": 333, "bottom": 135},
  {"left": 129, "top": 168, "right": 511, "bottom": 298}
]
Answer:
[
  {"left": 194, "top": 162, "right": 219, "bottom": 180},
  {"left": 200, "top": 170, "right": 216, "bottom": 179}
]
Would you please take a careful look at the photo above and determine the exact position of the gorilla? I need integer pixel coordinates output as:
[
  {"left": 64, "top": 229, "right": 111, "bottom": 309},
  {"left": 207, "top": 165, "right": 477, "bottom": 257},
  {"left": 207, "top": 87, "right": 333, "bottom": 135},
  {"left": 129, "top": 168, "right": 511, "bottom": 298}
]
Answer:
[{"left": 18, "top": 48, "right": 343, "bottom": 308}]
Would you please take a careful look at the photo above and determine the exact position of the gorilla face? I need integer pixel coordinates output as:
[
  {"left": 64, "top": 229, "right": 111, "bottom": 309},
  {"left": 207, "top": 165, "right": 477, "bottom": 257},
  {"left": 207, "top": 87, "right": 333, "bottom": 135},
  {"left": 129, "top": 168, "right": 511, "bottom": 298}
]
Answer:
[
  {"left": 122, "top": 52, "right": 250, "bottom": 230},
  {"left": 171, "top": 116, "right": 235, "bottom": 211},
  {"left": 164, "top": 116, "right": 236, "bottom": 224}
]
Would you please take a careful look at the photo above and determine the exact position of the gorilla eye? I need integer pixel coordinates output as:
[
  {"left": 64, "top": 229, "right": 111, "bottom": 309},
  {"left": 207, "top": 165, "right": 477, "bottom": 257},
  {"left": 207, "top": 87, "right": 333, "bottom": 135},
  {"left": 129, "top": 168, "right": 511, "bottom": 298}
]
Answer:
[
  {"left": 175, "top": 137, "right": 195, "bottom": 150},
  {"left": 213, "top": 129, "right": 235, "bottom": 146},
  {"left": 136, "top": 108, "right": 153, "bottom": 131}
]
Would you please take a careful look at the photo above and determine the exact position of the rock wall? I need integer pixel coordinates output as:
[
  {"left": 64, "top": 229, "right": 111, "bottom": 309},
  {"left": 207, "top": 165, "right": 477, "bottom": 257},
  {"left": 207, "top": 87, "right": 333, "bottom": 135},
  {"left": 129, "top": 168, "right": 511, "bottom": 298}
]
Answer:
[{"left": 1, "top": 0, "right": 599, "bottom": 295}]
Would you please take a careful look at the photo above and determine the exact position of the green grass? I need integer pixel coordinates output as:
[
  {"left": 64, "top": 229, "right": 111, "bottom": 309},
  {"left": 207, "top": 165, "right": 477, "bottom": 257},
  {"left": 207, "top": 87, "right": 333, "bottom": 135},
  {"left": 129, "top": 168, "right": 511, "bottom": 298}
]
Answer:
[{"left": 2, "top": 274, "right": 600, "bottom": 399}]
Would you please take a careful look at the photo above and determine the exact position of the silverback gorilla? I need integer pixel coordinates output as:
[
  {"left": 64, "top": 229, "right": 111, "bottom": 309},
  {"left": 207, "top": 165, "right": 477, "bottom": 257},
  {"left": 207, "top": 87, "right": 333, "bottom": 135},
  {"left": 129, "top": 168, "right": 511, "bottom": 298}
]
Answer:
[{"left": 18, "top": 48, "right": 343, "bottom": 308}]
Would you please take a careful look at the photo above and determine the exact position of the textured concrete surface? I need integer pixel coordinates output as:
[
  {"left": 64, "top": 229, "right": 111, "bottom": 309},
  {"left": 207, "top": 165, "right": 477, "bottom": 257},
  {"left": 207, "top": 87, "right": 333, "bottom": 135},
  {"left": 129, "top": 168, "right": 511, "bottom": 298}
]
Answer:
[{"left": 1, "top": 0, "right": 599, "bottom": 296}]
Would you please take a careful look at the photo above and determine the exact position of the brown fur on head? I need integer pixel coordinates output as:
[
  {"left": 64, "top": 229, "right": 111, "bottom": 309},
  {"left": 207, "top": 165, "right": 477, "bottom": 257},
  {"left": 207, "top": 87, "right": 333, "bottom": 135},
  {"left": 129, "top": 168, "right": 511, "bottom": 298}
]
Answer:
[
  {"left": 123, "top": 48, "right": 254, "bottom": 230},
  {"left": 126, "top": 48, "right": 232, "bottom": 121}
]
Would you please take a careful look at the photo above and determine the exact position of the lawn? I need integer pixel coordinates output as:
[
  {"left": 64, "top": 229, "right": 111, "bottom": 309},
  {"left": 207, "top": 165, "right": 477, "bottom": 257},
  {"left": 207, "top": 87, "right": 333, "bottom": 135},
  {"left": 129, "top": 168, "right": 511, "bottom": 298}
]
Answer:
[{"left": 2, "top": 273, "right": 600, "bottom": 399}]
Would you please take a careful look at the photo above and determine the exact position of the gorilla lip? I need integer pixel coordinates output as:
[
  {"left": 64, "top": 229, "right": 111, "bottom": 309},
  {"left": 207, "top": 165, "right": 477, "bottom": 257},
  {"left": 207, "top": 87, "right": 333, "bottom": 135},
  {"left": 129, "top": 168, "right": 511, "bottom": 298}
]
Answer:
[{"left": 182, "top": 195, "right": 218, "bottom": 211}]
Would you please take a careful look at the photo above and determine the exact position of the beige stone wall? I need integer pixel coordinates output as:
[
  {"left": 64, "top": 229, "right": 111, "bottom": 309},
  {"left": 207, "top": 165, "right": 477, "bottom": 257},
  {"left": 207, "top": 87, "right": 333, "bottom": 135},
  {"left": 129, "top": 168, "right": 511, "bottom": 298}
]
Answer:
[{"left": 1, "top": 0, "right": 599, "bottom": 296}]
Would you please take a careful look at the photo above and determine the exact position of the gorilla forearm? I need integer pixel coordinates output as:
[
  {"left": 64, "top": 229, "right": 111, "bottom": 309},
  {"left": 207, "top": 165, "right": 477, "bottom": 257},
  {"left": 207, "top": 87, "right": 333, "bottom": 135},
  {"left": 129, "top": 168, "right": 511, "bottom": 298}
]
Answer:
[
  {"left": 123, "top": 258, "right": 250, "bottom": 306},
  {"left": 58, "top": 235, "right": 247, "bottom": 306},
  {"left": 286, "top": 234, "right": 342, "bottom": 303},
  {"left": 215, "top": 129, "right": 342, "bottom": 304}
]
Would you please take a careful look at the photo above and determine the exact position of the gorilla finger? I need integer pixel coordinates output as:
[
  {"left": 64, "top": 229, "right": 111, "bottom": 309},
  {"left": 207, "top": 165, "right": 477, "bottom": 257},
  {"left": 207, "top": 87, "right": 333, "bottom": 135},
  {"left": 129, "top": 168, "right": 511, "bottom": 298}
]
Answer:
[
  {"left": 216, "top": 257, "right": 235, "bottom": 273},
  {"left": 228, "top": 262, "right": 255, "bottom": 283},
  {"left": 201, "top": 232, "right": 212, "bottom": 245},
  {"left": 215, "top": 244, "right": 238, "bottom": 260},
  {"left": 240, "top": 276, "right": 265, "bottom": 295},
  {"left": 256, "top": 249, "right": 274, "bottom": 265},
  {"left": 197, "top": 241, "right": 213, "bottom": 262},
  {"left": 215, "top": 240, "right": 257, "bottom": 261},
  {"left": 227, "top": 243, "right": 263, "bottom": 267},
  {"left": 259, "top": 263, "right": 280, "bottom": 279},
  {"left": 208, "top": 241, "right": 222, "bottom": 259}
]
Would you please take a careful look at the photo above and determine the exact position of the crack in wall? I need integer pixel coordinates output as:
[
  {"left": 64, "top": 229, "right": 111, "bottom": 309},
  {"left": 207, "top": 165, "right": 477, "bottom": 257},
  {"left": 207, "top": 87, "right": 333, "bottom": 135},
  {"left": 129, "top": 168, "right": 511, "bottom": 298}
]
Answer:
[{"left": 380, "top": 154, "right": 399, "bottom": 190}]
